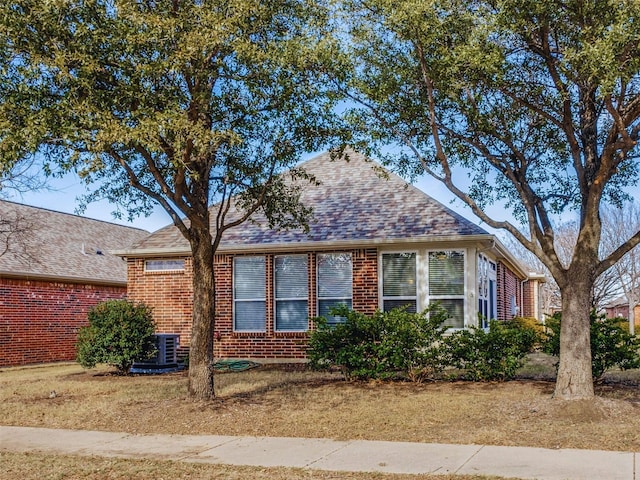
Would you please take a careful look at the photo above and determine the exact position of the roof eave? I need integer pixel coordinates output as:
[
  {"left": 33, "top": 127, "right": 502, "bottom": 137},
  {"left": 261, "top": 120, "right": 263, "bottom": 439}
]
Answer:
[
  {"left": 111, "top": 247, "right": 193, "bottom": 258},
  {"left": 115, "top": 234, "right": 543, "bottom": 281},
  {"left": 114, "top": 234, "right": 497, "bottom": 257},
  {"left": 487, "top": 238, "right": 532, "bottom": 280},
  {"left": 0, "top": 270, "right": 127, "bottom": 287}
]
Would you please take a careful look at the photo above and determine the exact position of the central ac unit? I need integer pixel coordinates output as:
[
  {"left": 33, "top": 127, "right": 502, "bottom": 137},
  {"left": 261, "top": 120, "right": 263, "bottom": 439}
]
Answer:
[
  {"left": 150, "top": 333, "right": 179, "bottom": 365},
  {"left": 130, "top": 333, "right": 180, "bottom": 373}
]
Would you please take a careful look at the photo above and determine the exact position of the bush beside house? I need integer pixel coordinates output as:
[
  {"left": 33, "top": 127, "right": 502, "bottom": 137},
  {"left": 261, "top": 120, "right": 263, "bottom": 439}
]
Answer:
[
  {"left": 76, "top": 299, "right": 156, "bottom": 374},
  {"left": 309, "top": 305, "right": 450, "bottom": 381},
  {"left": 309, "top": 307, "right": 542, "bottom": 382}
]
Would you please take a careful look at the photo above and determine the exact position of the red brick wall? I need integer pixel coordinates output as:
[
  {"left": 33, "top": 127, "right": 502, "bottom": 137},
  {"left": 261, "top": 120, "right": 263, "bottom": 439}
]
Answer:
[
  {"left": 126, "top": 257, "right": 194, "bottom": 334},
  {"left": 129, "top": 249, "right": 379, "bottom": 360},
  {"left": 496, "top": 262, "right": 523, "bottom": 320},
  {"left": 353, "top": 248, "right": 378, "bottom": 315},
  {"left": 605, "top": 304, "right": 630, "bottom": 319},
  {"left": 0, "top": 277, "right": 126, "bottom": 367},
  {"left": 126, "top": 257, "right": 193, "bottom": 358},
  {"left": 521, "top": 280, "right": 535, "bottom": 318}
]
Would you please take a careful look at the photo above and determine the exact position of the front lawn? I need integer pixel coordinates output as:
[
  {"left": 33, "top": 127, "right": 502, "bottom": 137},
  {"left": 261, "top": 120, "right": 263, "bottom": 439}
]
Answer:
[{"left": 2, "top": 357, "right": 640, "bottom": 453}]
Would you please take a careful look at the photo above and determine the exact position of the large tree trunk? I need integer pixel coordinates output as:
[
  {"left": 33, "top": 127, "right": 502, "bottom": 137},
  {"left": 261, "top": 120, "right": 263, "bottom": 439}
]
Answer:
[
  {"left": 554, "top": 272, "right": 595, "bottom": 400},
  {"left": 187, "top": 228, "right": 216, "bottom": 400}
]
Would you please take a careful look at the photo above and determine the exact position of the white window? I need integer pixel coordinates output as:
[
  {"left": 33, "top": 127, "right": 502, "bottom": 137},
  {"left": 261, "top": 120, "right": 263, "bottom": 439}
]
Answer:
[
  {"left": 233, "top": 256, "right": 266, "bottom": 332},
  {"left": 428, "top": 251, "right": 465, "bottom": 328},
  {"left": 477, "top": 255, "right": 497, "bottom": 328},
  {"left": 382, "top": 252, "right": 417, "bottom": 313},
  {"left": 274, "top": 254, "right": 308, "bottom": 331},
  {"left": 317, "top": 253, "right": 353, "bottom": 324},
  {"left": 144, "top": 259, "right": 185, "bottom": 272}
]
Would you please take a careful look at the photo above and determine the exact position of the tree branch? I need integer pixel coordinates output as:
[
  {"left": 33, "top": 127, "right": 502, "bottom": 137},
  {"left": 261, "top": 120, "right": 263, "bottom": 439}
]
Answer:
[
  {"left": 597, "top": 229, "right": 640, "bottom": 277},
  {"left": 529, "top": 26, "right": 585, "bottom": 187},
  {"left": 107, "top": 147, "right": 189, "bottom": 237}
]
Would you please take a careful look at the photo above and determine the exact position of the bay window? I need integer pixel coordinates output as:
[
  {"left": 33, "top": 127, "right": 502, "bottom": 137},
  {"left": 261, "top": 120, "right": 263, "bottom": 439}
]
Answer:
[
  {"left": 381, "top": 250, "right": 466, "bottom": 328},
  {"left": 428, "top": 250, "right": 465, "bottom": 328},
  {"left": 477, "top": 254, "right": 497, "bottom": 328}
]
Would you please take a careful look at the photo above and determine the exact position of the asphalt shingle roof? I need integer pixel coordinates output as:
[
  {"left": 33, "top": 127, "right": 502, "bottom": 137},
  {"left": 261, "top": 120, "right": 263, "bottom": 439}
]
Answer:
[
  {"left": 0, "top": 201, "right": 149, "bottom": 284},
  {"left": 129, "top": 151, "right": 489, "bottom": 254}
]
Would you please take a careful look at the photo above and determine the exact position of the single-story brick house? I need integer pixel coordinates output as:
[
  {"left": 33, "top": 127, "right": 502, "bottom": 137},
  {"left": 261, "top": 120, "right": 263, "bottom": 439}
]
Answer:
[
  {"left": 0, "top": 201, "right": 148, "bottom": 367},
  {"left": 604, "top": 295, "right": 640, "bottom": 332},
  {"left": 604, "top": 296, "right": 631, "bottom": 320},
  {"left": 117, "top": 152, "right": 543, "bottom": 362}
]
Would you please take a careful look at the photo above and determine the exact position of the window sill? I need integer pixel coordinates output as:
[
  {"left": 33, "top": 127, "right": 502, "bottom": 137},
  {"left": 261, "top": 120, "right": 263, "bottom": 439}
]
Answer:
[
  {"left": 232, "top": 331, "right": 267, "bottom": 337},
  {"left": 274, "top": 331, "right": 309, "bottom": 337},
  {"left": 144, "top": 270, "right": 185, "bottom": 275}
]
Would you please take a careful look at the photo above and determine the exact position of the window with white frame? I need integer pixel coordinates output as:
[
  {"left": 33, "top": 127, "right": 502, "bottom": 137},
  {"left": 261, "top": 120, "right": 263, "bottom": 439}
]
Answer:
[
  {"left": 428, "top": 250, "right": 465, "bottom": 328},
  {"left": 144, "top": 259, "right": 185, "bottom": 272},
  {"left": 274, "top": 254, "right": 308, "bottom": 331},
  {"left": 233, "top": 256, "right": 266, "bottom": 332},
  {"left": 317, "top": 253, "right": 352, "bottom": 324},
  {"left": 477, "top": 254, "right": 497, "bottom": 328},
  {"left": 382, "top": 252, "right": 417, "bottom": 313}
]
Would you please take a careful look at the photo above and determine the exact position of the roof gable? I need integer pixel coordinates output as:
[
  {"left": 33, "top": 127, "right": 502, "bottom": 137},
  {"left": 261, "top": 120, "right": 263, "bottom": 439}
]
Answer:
[
  {"left": 130, "top": 151, "right": 489, "bottom": 253},
  {"left": 0, "top": 201, "right": 149, "bottom": 284}
]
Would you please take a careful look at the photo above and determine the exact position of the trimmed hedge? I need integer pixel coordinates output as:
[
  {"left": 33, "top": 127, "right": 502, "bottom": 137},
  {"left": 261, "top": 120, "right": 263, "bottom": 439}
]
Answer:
[
  {"left": 309, "top": 304, "right": 449, "bottom": 381},
  {"left": 444, "top": 319, "right": 540, "bottom": 381},
  {"left": 309, "top": 306, "right": 541, "bottom": 382}
]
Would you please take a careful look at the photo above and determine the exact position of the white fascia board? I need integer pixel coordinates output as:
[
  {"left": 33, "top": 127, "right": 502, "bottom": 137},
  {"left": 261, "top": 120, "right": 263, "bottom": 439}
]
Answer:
[
  {"left": 488, "top": 237, "right": 532, "bottom": 280},
  {"left": 112, "top": 234, "right": 498, "bottom": 258}
]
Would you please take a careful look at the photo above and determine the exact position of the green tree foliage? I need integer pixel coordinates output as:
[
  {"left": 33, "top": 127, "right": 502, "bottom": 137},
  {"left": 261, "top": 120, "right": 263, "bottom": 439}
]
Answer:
[
  {"left": 0, "top": 0, "right": 345, "bottom": 399},
  {"left": 341, "top": 0, "right": 640, "bottom": 399},
  {"left": 543, "top": 311, "right": 640, "bottom": 381},
  {"left": 444, "top": 320, "right": 540, "bottom": 381},
  {"left": 76, "top": 300, "right": 156, "bottom": 374},
  {"left": 309, "top": 305, "right": 450, "bottom": 381}
]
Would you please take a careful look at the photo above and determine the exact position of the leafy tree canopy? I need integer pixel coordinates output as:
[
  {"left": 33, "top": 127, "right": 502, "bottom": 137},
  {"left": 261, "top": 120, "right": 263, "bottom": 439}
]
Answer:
[
  {"left": 345, "top": 0, "right": 640, "bottom": 251},
  {"left": 0, "top": 0, "right": 345, "bottom": 231}
]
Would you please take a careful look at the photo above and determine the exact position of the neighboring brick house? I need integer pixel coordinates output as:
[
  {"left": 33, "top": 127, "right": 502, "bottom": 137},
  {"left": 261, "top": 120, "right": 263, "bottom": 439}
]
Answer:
[
  {"left": 604, "top": 297, "right": 631, "bottom": 319},
  {"left": 0, "top": 201, "right": 148, "bottom": 367},
  {"left": 118, "top": 152, "right": 543, "bottom": 362},
  {"left": 604, "top": 295, "right": 640, "bottom": 330}
]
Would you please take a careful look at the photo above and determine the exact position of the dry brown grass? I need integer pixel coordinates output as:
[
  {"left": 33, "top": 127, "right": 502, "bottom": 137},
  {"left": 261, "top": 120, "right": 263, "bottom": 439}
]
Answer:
[
  {"left": 2, "top": 358, "right": 640, "bottom": 454},
  {"left": 0, "top": 452, "right": 505, "bottom": 480}
]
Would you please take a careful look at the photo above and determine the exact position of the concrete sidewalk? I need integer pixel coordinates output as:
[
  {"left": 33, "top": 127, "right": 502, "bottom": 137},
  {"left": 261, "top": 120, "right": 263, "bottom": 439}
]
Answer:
[{"left": 0, "top": 425, "right": 635, "bottom": 479}]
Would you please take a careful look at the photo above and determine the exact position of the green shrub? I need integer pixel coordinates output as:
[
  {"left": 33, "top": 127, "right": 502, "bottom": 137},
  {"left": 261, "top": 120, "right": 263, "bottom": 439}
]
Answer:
[
  {"left": 543, "top": 311, "right": 640, "bottom": 381},
  {"left": 76, "top": 299, "right": 156, "bottom": 374},
  {"left": 511, "top": 316, "right": 545, "bottom": 347},
  {"left": 444, "top": 319, "right": 539, "bottom": 381},
  {"left": 308, "top": 305, "right": 450, "bottom": 381}
]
